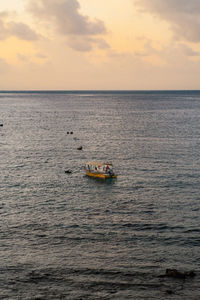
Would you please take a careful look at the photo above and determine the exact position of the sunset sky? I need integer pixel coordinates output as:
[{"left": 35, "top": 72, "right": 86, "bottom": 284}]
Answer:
[{"left": 1, "top": 0, "right": 200, "bottom": 90}]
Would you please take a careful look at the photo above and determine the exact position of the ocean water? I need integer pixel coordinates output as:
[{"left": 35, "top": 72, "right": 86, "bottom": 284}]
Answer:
[{"left": 0, "top": 90, "right": 199, "bottom": 299}]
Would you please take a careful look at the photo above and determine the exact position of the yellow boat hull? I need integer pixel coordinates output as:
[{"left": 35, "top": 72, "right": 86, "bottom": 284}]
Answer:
[{"left": 86, "top": 170, "right": 117, "bottom": 179}]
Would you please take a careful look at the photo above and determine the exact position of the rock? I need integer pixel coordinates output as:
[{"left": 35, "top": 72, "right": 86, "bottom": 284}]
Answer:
[
  {"left": 165, "top": 269, "right": 196, "bottom": 279},
  {"left": 77, "top": 146, "right": 82, "bottom": 150},
  {"left": 184, "top": 270, "right": 196, "bottom": 277},
  {"left": 65, "top": 170, "right": 72, "bottom": 174},
  {"left": 0, "top": 124, "right": 3, "bottom": 127},
  {"left": 166, "top": 269, "right": 185, "bottom": 278}
]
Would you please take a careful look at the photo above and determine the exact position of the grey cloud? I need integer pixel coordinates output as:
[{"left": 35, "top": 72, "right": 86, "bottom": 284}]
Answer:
[
  {"left": 7, "top": 22, "right": 39, "bottom": 40},
  {"left": 133, "top": 36, "right": 200, "bottom": 59},
  {"left": 178, "top": 44, "right": 200, "bottom": 56},
  {"left": 0, "top": 14, "right": 39, "bottom": 41},
  {"left": 95, "top": 38, "right": 110, "bottom": 50},
  {"left": 67, "top": 36, "right": 93, "bottom": 52},
  {"left": 28, "top": 0, "right": 108, "bottom": 51},
  {"left": 135, "top": 0, "right": 200, "bottom": 42},
  {"left": 0, "top": 20, "right": 8, "bottom": 40},
  {"left": 67, "top": 36, "right": 109, "bottom": 52}
]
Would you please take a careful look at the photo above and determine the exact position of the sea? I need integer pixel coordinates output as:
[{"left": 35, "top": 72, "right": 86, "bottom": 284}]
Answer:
[{"left": 0, "top": 90, "right": 199, "bottom": 299}]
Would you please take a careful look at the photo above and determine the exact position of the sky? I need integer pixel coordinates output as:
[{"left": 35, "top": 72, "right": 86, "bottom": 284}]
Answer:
[{"left": 0, "top": 0, "right": 200, "bottom": 90}]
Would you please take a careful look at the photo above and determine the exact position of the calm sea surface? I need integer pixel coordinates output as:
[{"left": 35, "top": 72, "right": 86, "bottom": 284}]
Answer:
[{"left": 0, "top": 91, "right": 199, "bottom": 299}]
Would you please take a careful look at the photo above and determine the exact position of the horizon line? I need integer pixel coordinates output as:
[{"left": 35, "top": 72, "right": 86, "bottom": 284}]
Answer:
[{"left": 0, "top": 89, "right": 200, "bottom": 93}]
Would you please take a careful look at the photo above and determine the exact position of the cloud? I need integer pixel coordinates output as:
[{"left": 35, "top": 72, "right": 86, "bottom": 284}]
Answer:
[
  {"left": 7, "top": 22, "right": 39, "bottom": 40},
  {"left": 134, "top": 36, "right": 200, "bottom": 59},
  {"left": 17, "top": 53, "right": 28, "bottom": 61},
  {"left": 0, "top": 58, "right": 10, "bottom": 73},
  {"left": 133, "top": 38, "right": 158, "bottom": 57},
  {"left": 36, "top": 53, "right": 48, "bottom": 59},
  {"left": 28, "top": 0, "right": 108, "bottom": 51},
  {"left": 0, "top": 13, "right": 39, "bottom": 41},
  {"left": 135, "top": 0, "right": 200, "bottom": 43},
  {"left": 68, "top": 36, "right": 109, "bottom": 52},
  {"left": 178, "top": 44, "right": 200, "bottom": 56}
]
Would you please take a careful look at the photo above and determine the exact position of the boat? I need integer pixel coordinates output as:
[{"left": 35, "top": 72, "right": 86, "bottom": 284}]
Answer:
[{"left": 85, "top": 161, "right": 117, "bottom": 179}]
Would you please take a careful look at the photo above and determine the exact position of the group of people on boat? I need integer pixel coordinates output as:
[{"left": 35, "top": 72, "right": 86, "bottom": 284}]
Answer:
[
  {"left": 87, "top": 163, "right": 112, "bottom": 174},
  {"left": 85, "top": 162, "right": 116, "bottom": 178}
]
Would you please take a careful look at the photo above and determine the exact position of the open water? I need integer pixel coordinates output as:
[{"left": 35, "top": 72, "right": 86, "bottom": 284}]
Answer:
[{"left": 0, "top": 91, "right": 200, "bottom": 299}]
